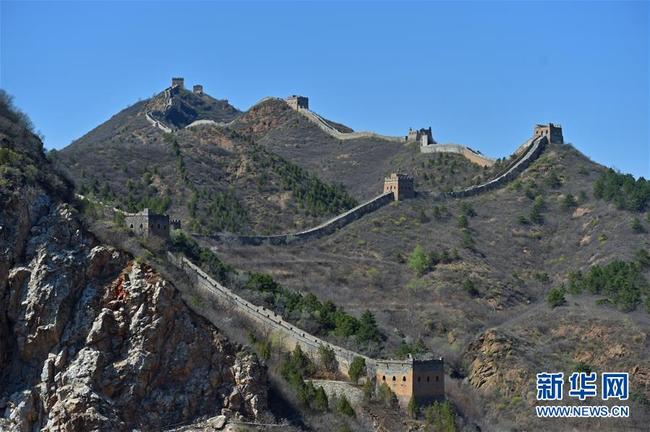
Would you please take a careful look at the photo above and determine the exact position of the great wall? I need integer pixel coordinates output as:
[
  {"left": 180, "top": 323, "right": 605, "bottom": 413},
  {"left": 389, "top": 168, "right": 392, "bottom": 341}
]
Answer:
[
  {"left": 167, "top": 252, "right": 445, "bottom": 406},
  {"left": 140, "top": 78, "right": 560, "bottom": 247},
  {"left": 202, "top": 191, "right": 395, "bottom": 246},
  {"left": 141, "top": 78, "right": 503, "bottom": 170},
  {"left": 200, "top": 134, "right": 549, "bottom": 246},
  {"left": 85, "top": 78, "right": 566, "bottom": 408}
]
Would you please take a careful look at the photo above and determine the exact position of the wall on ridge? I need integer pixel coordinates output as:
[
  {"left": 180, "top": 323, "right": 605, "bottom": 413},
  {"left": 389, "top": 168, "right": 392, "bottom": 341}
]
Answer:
[
  {"left": 167, "top": 253, "right": 375, "bottom": 375},
  {"left": 445, "top": 136, "right": 547, "bottom": 198},
  {"left": 207, "top": 192, "right": 394, "bottom": 246}
]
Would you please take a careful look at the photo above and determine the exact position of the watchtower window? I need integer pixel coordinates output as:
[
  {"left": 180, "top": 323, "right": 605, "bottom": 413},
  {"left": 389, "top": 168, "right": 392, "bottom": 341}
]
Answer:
[
  {"left": 392, "top": 376, "right": 396, "bottom": 382},
  {"left": 418, "top": 376, "right": 421, "bottom": 382},
  {"left": 436, "top": 376, "right": 439, "bottom": 382},
  {"left": 427, "top": 376, "right": 430, "bottom": 382},
  {"left": 382, "top": 376, "right": 386, "bottom": 381},
  {"left": 402, "top": 376, "right": 406, "bottom": 382},
  {"left": 139, "top": 224, "right": 143, "bottom": 229},
  {"left": 130, "top": 224, "right": 133, "bottom": 229}
]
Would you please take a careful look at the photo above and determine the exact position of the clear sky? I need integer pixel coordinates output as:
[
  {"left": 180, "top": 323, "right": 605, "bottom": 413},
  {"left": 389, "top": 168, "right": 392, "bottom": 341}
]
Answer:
[{"left": 1, "top": 1, "right": 648, "bottom": 177}]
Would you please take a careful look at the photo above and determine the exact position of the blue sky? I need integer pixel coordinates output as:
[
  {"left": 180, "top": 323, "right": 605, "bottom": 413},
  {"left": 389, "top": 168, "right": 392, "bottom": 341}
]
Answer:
[{"left": 1, "top": 1, "right": 648, "bottom": 177}]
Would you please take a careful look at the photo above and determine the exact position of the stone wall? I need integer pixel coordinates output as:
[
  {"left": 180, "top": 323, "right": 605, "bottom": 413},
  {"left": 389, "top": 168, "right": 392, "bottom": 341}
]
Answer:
[
  {"left": 420, "top": 143, "right": 495, "bottom": 167},
  {"left": 167, "top": 253, "right": 446, "bottom": 407},
  {"left": 445, "top": 136, "right": 547, "bottom": 199},
  {"left": 167, "top": 253, "right": 373, "bottom": 375},
  {"left": 207, "top": 192, "right": 394, "bottom": 246}
]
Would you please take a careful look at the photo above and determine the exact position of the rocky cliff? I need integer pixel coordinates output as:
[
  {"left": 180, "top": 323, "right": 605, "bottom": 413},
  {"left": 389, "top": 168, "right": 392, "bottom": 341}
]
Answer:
[{"left": 0, "top": 92, "right": 267, "bottom": 431}]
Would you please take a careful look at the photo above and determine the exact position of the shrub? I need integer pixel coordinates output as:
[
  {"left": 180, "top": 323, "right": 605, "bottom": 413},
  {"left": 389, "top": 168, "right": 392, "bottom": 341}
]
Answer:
[
  {"left": 594, "top": 168, "right": 650, "bottom": 212},
  {"left": 313, "top": 386, "right": 329, "bottom": 411},
  {"left": 408, "top": 245, "right": 430, "bottom": 276},
  {"left": 461, "top": 230, "right": 475, "bottom": 250},
  {"left": 407, "top": 396, "right": 417, "bottom": 418},
  {"left": 423, "top": 401, "right": 456, "bottom": 432},
  {"left": 377, "top": 382, "right": 397, "bottom": 407},
  {"left": 565, "top": 259, "right": 649, "bottom": 312},
  {"left": 457, "top": 214, "right": 469, "bottom": 229},
  {"left": 336, "top": 395, "right": 355, "bottom": 417},
  {"left": 632, "top": 218, "right": 646, "bottom": 233},
  {"left": 396, "top": 339, "right": 426, "bottom": 359},
  {"left": 563, "top": 193, "right": 578, "bottom": 210},
  {"left": 318, "top": 344, "right": 338, "bottom": 373},
  {"left": 463, "top": 279, "right": 479, "bottom": 297},
  {"left": 460, "top": 202, "right": 476, "bottom": 217},
  {"left": 348, "top": 356, "right": 366, "bottom": 383},
  {"left": 574, "top": 361, "right": 593, "bottom": 374},
  {"left": 547, "top": 287, "right": 566, "bottom": 308}
]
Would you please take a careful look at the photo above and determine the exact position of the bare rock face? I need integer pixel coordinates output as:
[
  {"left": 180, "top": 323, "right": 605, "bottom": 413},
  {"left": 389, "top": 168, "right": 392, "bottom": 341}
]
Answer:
[{"left": 1, "top": 194, "right": 267, "bottom": 431}]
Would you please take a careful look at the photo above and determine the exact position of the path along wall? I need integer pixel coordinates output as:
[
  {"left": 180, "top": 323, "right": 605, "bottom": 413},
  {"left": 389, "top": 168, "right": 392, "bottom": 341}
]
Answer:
[{"left": 206, "top": 192, "right": 394, "bottom": 246}]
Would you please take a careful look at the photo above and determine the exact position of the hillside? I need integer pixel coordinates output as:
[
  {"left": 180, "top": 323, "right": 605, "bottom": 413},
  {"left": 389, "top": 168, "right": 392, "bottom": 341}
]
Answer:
[
  {"left": 0, "top": 92, "right": 268, "bottom": 431},
  {"left": 56, "top": 88, "right": 358, "bottom": 235},
  {"left": 50, "top": 83, "right": 650, "bottom": 430},
  {"left": 229, "top": 99, "right": 502, "bottom": 199},
  {"left": 208, "top": 142, "right": 650, "bottom": 430}
]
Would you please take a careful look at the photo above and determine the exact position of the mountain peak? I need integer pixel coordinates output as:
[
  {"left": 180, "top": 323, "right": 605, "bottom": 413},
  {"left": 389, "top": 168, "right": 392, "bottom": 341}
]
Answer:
[{"left": 146, "top": 78, "right": 241, "bottom": 130}]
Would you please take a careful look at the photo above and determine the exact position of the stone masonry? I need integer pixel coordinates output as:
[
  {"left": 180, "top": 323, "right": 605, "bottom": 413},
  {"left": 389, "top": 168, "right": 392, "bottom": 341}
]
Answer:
[
  {"left": 384, "top": 173, "right": 415, "bottom": 201},
  {"left": 124, "top": 208, "right": 179, "bottom": 239},
  {"left": 286, "top": 95, "right": 309, "bottom": 110},
  {"left": 168, "top": 253, "right": 446, "bottom": 411},
  {"left": 534, "top": 123, "right": 563, "bottom": 144},
  {"left": 407, "top": 127, "right": 435, "bottom": 146},
  {"left": 171, "top": 77, "right": 185, "bottom": 89}
]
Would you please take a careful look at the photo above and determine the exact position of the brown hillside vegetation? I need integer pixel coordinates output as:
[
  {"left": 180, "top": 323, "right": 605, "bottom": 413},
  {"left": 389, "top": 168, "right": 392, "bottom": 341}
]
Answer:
[{"left": 209, "top": 142, "right": 650, "bottom": 430}]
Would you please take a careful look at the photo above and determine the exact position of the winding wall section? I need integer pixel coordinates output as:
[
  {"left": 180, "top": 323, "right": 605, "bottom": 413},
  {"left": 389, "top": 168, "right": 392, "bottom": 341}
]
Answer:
[
  {"left": 168, "top": 253, "right": 414, "bottom": 375},
  {"left": 204, "top": 192, "right": 394, "bottom": 245},
  {"left": 444, "top": 136, "right": 547, "bottom": 198}
]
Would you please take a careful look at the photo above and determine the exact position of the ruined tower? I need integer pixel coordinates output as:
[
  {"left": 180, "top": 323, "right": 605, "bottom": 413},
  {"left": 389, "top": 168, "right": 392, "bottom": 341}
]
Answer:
[
  {"left": 124, "top": 208, "right": 178, "bottom": 239},
  {"left": 407, "top": 127, "right": 435, "bottom": 146},
  {"left": 193, "top": 84, "right": 204, "bottom": 95},
  {"left": 533, "top": 123, "right": 563, "bottom": 144},
  {"left": 286, "top": 95, "right": 309, "bottom": 110},
  {"left": 383, "top": 173, "right": 415, "bottom": 201},
  {"left": 171, "top": 77, "right": 185, "bottom": 89},
  {"left": 375, "top": 356, "right": 445, "bottom": 408}
]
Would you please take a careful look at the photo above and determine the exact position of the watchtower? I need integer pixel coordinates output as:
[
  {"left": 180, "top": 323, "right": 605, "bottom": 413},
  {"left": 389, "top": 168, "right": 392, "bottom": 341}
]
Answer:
[
  {"left": 384, "top": 173, "right": 415, "bottom": 201},
  {"left": 534, "top": 123, "right": 563, "bottom": 144},
  {"left": 124, "top": 208, "right": 173, "bottom": 239},
  {"left": 193, "top": 84, "right": 204, "bottom": 95},
  {"left": 286, "top": 95, "right": 309, "bottom": 110},
  {"left": 375, "top": 356, "right": 445, "bottom": 408},
  {"left": 171, "top": 77, "right": 185, "bottom": 89},
  {"left": 407, "top": 127, "right": 435, "bottom": 146}
]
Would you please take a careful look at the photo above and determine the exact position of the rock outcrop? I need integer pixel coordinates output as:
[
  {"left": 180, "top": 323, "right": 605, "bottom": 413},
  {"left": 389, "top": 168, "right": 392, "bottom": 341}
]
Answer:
[{"left": 0, "top": 95, "right": 267, "bottom": 431}]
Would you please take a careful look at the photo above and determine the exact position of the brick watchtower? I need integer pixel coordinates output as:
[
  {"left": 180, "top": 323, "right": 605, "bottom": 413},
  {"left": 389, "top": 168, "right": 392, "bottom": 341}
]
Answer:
[
  {"left": 171, "top": 77, "right": 185, "bottom": 89},
  {"left": 124, "top": 208, "right": 176, "bottom": 238},
  {"left": 384, "top": 173, "right": 415, "bottom": 201},
  {"left": 286, "top": 95, "right": 309, "bottom": 110},
  {"left": 534, "top": 123, "right": 563, "bottom": 144},
  {"left": 375, "top": 355, "right": 445, "bottom": 408}
]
